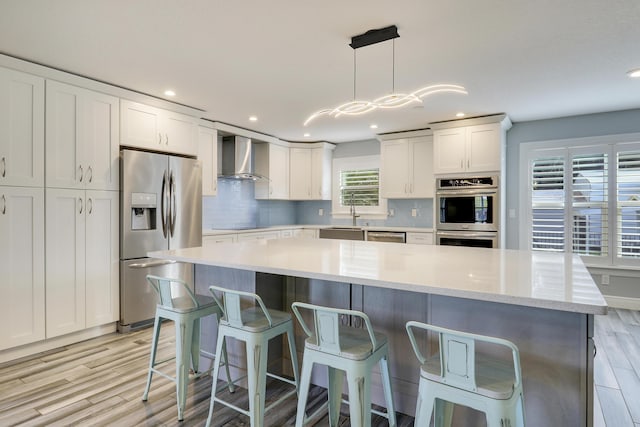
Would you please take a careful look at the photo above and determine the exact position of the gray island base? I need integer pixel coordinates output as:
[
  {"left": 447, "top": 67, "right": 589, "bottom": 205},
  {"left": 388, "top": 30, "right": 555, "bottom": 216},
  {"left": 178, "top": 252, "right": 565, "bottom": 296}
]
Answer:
[{"left": 150, "top": 238, "right": 606, "bottom": 426}]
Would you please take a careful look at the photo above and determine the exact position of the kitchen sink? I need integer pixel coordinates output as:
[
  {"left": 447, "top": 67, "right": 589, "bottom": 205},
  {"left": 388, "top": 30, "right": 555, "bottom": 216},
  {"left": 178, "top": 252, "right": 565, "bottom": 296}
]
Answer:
[{"left": 318, "top": 227, "right": 365, "bottom": 241}]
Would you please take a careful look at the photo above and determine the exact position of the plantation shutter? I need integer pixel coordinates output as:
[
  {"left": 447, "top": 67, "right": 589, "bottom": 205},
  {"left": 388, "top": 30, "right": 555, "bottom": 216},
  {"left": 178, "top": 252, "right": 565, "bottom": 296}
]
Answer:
[
  {"left": 617, "top": 150, "right": 640, "bottom": 259},
  {"left": 530, "top": 156, "right": 565, "bottom": 252},
  {"left": 340, "top": 168, "right": 379, "bottom": 207}
]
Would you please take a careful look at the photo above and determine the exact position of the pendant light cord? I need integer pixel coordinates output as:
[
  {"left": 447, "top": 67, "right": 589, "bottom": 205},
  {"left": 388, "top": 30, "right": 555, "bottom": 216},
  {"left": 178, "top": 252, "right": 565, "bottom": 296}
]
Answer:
[
  {"left": 392, "top": 38, "right": 395, "bottom": 94},
  {"left": 353, "top": 49, "right": 357, "bottom": 100}
]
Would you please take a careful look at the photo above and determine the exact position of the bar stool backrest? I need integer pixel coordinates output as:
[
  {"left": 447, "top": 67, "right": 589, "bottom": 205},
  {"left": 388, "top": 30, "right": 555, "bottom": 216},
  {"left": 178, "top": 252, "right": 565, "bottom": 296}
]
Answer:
[
  {"left": 146, "top": 275, "right": 199, "bottom": 309},
  {"left": 291, "top": 302, "right": 378, "bottom": 356},
  {"left": 208, "top": 285, "right": 274, "bottom": 328},
  {"left": 406, "top": 321, "right": 522, "bottom": 393}
]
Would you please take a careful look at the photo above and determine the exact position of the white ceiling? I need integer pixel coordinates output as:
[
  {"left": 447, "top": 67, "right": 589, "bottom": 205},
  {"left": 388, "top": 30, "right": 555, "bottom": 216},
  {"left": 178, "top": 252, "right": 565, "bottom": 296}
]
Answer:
[{"left": 1, "top": 1, "right": 639, "bottom": 143}]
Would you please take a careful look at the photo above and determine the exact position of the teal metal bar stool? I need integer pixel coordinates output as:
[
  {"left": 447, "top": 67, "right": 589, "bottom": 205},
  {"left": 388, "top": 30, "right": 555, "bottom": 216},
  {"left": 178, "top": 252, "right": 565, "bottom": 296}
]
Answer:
[
  {"left": 142, "top": 275, "right": 233, "bottom": 421},
  {"left": 206, "top": 285, "right": 299, "bottom": 427},
  {"left": 291, "top": 302, "right": 397, "bottom": 427},
  {"left": 405, "top": 321, "right": 525, "bottom": 427}
]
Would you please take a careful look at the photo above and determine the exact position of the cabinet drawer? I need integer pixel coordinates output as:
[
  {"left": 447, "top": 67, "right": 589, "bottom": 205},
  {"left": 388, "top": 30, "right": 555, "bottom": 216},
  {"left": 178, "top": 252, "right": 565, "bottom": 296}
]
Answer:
[
  {"left": 406, "top": 232, "right": 433, "bottom": 245},
  {"left": 203, "top": 234, "right": 237, "bottom": 246}
]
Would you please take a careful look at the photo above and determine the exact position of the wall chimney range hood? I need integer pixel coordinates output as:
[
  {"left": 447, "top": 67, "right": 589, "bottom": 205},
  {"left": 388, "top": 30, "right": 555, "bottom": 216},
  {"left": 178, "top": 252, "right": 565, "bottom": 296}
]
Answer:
[{"left": 219, "top": 135, "right": 263, "bottom": 180}]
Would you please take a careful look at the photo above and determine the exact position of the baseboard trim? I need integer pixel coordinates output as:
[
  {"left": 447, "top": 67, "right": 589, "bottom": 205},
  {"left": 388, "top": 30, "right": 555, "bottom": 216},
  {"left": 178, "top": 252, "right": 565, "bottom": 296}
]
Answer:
[
  {"left": 604, "top": 295, "right": 640, "bottom": 311},
  {"left": 0, "top": 323, "right": 117, "bottom": 365}
]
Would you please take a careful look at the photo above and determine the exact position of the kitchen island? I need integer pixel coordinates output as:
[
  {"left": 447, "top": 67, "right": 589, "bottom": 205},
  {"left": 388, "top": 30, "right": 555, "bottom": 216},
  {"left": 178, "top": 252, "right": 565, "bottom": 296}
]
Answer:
[{"left": 149, "top": 238, "right": 606, "bottom": 426}]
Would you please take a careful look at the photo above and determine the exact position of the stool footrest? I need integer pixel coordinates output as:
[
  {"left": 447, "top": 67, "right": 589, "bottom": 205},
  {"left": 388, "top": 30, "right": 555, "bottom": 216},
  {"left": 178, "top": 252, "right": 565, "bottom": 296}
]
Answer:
[
  {"left": 266, "top": 372, "right": 297, "bottom": 386},
  {"left": 212, "top": 396, "right": 251, "bottom": 417}
]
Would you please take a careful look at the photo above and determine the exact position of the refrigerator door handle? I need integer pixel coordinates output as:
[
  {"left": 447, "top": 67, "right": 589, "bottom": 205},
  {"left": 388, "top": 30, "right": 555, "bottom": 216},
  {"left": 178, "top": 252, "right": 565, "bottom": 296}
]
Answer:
[
  {"left": 128, "top": 260, "right": 177, "bottom": 268},
  {"left": 169, "top": 170, "right": 177, "bottom": 237},
  {"left": 161, "top": 171, "right": 169, "bottom": 238}
]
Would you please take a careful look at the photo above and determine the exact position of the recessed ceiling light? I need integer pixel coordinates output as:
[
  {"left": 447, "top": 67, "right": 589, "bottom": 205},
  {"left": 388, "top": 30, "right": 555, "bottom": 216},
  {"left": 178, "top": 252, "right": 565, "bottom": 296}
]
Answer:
[
  {"left": 303, "top": 133, "right": 311, "bottom": 137},
  {"left": 249, "top": 116, "right": 258, "bottom": 122},
  {"left": 164, "top": 90, "right": 176, "bottom": 97},
  {"left": 370, "top": 124, "right": 378, "bottom": 129},
  {"left": 456, "top": 112, "right": 465, "bottom": 118},
  {"left": 628, "top": 68, "right": 640, "bottom": 78}
]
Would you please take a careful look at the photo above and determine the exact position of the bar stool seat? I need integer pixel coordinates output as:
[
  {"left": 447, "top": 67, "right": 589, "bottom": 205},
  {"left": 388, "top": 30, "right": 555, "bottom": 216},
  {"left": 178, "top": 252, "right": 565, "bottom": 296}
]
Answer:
[
  {"left": 141, "top": 275, "right": 232, "bottom": 421},
  {"left": 205, "top": 285, "right": 299, "bottom": 427},
  {"left": 406, "top": 321, "right": 526, "bottom": 427},
  {"left": 292, "top": 302, "right": 397, "bottom": 427}
]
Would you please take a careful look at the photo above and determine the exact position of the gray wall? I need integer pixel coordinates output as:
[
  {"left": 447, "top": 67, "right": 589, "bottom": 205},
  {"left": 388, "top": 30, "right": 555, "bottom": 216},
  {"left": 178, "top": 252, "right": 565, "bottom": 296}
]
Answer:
[{"left": 505, "top": 108, "right": 640, "bottom": 249}]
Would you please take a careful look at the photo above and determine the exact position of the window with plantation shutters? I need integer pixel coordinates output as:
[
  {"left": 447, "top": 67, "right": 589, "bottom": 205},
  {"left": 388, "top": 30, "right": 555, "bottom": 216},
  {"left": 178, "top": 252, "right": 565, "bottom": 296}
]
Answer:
[
  {"left": 332, "top": 155, "right": 388, "bottom": 218},
  {"left": 340, "top": 168, "right": 379, "bottom": 207},
  {"left": 522, "top": 139, "right": 640, "bottom": 267}
]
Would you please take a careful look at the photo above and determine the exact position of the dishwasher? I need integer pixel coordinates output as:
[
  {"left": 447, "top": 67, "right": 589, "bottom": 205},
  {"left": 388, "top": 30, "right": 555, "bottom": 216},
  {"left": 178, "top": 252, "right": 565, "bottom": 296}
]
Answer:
[{"left": 366, "top": 231, "right": 406, "bottom": 243}]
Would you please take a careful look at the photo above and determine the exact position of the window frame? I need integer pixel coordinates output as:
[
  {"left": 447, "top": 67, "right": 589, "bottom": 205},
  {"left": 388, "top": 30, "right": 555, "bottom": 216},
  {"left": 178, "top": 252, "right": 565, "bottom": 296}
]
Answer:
[
  {"left": 331, "top": 155, "right": 388, "bottom": 219},
  {"left": 519, "top": 133, "right": 640, "bottom": 269}
]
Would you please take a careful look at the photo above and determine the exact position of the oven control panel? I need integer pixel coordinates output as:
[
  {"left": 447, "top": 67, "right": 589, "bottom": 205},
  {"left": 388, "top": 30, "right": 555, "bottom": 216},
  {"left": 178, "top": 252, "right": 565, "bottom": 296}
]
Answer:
[{"left": 437, "top": 176, "right": 498, "bottom": 189}]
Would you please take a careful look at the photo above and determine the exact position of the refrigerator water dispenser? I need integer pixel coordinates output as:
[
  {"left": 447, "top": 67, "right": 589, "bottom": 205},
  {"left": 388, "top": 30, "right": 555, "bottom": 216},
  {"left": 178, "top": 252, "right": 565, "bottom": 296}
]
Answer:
[{"left": 131, "top": 192, "right": 157, "bottom": 230}]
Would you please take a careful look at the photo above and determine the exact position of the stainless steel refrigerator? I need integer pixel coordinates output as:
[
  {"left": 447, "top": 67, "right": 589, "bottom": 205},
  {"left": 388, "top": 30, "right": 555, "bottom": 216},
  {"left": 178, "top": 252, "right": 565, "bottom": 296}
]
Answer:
[{"left": 119, "top": 149, "right": 202, "bottom": 332}]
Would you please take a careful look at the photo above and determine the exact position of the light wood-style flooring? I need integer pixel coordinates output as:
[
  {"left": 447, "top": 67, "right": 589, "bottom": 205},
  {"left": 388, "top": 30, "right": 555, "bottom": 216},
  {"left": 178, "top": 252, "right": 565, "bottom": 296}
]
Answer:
[{"left": 0, "top": 308, "right": 638, "bottom": 426}]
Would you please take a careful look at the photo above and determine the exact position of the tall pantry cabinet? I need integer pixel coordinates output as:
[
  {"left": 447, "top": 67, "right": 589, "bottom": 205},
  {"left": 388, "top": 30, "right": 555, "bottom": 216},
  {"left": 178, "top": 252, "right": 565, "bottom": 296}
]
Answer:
[
  {"left": 0, "top": 68, "right": 46, "bottom": 350},
  {"left": 45, "top": 80, "right": 119, "bottom": 338}
]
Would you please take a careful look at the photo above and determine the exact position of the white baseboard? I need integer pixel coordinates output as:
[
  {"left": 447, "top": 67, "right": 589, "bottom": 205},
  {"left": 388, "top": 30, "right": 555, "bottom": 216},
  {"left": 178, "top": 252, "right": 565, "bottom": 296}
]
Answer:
[
  {"left": 604, "top": 295, "right": 640, "bottom": 311},
  {"left": 0, "top": 323, "right": 117, "bottom": 365}
]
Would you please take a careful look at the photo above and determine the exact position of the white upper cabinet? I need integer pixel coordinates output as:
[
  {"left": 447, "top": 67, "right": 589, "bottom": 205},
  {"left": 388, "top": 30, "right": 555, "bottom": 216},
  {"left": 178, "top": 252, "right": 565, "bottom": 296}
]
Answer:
[
  {"left": 0, "top": 67, "right": 44, "bottom": 188},
  {"left": 255, "top": 142, "right": 290, "bottom": 200},
  {"left": 198, "top": 125, "right": 218, "bottom": 196},
  {"left": 120, "top": 100, "right": 197, "bottom": 156},
  {"left": 46, "top": 80, "right": 119, "bottom": 190},
  {"left": 0, "top": 186, "right": 45, "bottom": 350},
  {"left": 289, "top": 144, "right": 333, "bottom": 200},
  {"left": 432, "top": 116, "right": 511, "bottom": 175},
  {"left": 380, "top": 134, "right": 434, "bottom": 199}
]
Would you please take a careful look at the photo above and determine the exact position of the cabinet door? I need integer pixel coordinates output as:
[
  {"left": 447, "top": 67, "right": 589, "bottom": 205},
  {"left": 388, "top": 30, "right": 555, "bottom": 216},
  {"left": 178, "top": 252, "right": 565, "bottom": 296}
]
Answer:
[
  {"left": 85, "top": 190, "right": 119, "bottom": 328},
  {"left": 466, "top": 123, "right": 501, "bottom": 172},
  {"left": 269, "top": 144, "right": 290, "bottom": 199},
  {"left": 433, "top": 128, "right": 466, "bottom": 174},
  {"left": 83, "top": 91, "right": 119, "bottom": 191},
  {"left": 0, "top": 68, "right": 44, "bottom": 187},
  {"left": 311, "top": 146, "right": 331, "bottom": 200},
  {"left": 289, "top": 148, "right": 312, "bottom": 199},
  {"left": 198, "top": 126, "right": 218, "bottom": 196},
  {"left": 46, "top": 188, "right": 86, "bottom": 338},
  {"left": 163, "top": 111, "right": 197, "bottom": 155},
  {"left": 45, "top": 81, "right": 82, "bottom": 189},
  {"left": 410, "top": 137, "right": 434, "bottom": 198},
  {"left": 120, "top": 100, "right": 162, "bottom": 150},
  {"left": 0, "top": 187, "right": 45, "bottom": 350},
  {"left": 380, "top": 139, "right": 410, "bottom": 198}
]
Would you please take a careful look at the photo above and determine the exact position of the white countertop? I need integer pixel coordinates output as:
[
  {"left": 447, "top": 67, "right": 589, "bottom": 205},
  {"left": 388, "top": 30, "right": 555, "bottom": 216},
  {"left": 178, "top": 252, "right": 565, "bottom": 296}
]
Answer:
[
  {"left": 203, "top": 225, "right": 434, "bottom": 236},
  {"left": 149, "top": 238, "right": 607, "bottom": 315}
]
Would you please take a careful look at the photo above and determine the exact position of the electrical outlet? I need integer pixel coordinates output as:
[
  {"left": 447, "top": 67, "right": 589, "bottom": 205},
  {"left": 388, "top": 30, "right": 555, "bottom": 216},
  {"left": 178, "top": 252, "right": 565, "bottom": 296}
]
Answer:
[
  {"left": 389, "top": 208, "right": 395, "bottom": 216},
  {"left": 601, "top": 274, "right": 610, "bottom": 285},
  {"left": 318, "top": 208, "right": 323, "bottom": 216},
  {"left": 411, "top": 208, "right": 417, "bottom": 217}
]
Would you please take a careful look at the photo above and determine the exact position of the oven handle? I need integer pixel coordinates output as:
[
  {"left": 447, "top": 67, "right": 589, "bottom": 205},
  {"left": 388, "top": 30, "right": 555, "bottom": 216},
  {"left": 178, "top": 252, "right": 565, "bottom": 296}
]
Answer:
[
  {"left": 437, "top": 189, "right": 497, "bottom": 196},
  {"left": 436, "top": 231, "right": 498, "bottom": 238}
]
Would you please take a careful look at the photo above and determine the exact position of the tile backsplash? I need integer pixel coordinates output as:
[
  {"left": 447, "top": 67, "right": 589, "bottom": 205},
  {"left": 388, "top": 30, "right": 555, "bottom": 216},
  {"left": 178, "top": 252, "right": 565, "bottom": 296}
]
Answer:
[{"left": 203, "top": 181, "right": 434, "bottom": 229}]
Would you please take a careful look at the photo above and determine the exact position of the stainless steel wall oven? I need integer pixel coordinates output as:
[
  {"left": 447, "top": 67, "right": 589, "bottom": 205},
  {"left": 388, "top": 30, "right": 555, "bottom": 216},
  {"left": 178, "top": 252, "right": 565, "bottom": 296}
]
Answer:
[{"left": 436, "top": 176, "right": 499, "bottom": 248}]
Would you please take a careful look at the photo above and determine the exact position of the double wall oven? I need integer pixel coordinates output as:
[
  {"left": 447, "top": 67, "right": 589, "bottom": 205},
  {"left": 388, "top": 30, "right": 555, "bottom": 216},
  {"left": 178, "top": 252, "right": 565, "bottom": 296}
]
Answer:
[{"left": 435, "top": 176, "right": 500, "bottom": 248}]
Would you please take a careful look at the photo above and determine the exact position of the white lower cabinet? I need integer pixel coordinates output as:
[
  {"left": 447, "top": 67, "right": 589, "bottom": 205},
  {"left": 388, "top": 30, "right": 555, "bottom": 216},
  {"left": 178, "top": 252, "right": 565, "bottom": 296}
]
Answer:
[
  {"left": 45, "top": 189, "right": 118, "bottom": 338},
  {"left": 0, "top": 187, "right": 45, "bottom": 350},
  {"left": 293, "top": 228, "right": 318, "bottom": 238},
  {"left": 406, "top": 232, "right": 433, "bottom": 245},
  {"left": 237, "top": 230, "right": 281, "bottom": 241}
]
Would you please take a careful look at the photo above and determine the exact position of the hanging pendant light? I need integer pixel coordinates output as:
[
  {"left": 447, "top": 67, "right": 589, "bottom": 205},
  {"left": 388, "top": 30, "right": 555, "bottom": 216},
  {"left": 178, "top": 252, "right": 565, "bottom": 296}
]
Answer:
[{"left": 304, "top": 25, "right": 467, "bottom": 126}]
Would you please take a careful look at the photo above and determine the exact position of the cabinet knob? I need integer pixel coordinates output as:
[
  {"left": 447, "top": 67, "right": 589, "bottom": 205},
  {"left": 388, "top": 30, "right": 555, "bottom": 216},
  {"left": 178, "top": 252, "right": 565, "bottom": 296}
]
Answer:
[
  {"left": 1, "top": 157, "right": 5, "bottom": 178},
  {"left": 165, "top": 134, "right": 169, "bottom": 145},
  {"left": 1, "top": 195, "right": 5, "bottom": 215},
  {"left": 78, "top": 197, "right": 83, "bottom": 214},
  {"left": 87, "top": 198, "right": 93, "bottom": 214},
  {"left": 159, "top": 133, "right": 162, "bottom": 144},
  {"left": 87, "top": 166, "right": 93, "bottom": 183},
  {"left": 78, "top": 165, "right": 84, "bottom": 182}
]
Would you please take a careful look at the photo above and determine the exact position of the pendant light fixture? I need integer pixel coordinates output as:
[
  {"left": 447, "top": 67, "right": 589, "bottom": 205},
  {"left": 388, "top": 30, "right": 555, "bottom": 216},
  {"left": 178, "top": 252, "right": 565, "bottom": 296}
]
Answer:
[{"left": 304, "top": 25, "right": 467, "bottom": 126}]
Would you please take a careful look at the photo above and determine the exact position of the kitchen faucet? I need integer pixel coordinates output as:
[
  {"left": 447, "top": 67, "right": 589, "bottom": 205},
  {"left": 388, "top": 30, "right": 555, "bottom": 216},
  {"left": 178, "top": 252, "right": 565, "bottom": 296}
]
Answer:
[{"left": 350, "top": 193, "right": 360, "bottom": 227}]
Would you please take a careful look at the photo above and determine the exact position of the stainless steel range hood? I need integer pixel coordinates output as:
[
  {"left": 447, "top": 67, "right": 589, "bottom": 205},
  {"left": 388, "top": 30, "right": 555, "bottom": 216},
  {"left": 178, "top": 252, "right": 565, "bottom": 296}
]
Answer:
[{"left": 219, "top": 135, "right": 263, "bottom": 180}]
